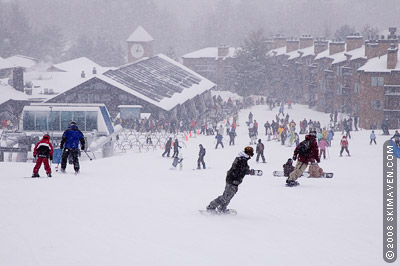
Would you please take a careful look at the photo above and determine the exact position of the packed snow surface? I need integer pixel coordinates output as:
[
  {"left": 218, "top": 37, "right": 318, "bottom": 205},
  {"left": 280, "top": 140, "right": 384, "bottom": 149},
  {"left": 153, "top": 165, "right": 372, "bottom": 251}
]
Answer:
[{"left": 0, "top": 104, "right": 395, "bottom": 266}]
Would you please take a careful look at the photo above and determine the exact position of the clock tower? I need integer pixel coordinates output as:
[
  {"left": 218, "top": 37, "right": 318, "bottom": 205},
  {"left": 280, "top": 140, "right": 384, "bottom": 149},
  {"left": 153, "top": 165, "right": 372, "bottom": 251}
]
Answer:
[{"left": 126, "top": 26, "right": 154, "bottom": 63}]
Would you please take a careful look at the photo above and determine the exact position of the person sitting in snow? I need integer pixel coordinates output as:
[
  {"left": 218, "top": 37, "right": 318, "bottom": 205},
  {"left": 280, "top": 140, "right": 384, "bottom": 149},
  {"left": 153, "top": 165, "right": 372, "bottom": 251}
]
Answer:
[
  {"left": 308, "top": 162, "right": 324, "bottom": 178},
  {"left": 283, "top": 158, "right": 295, "bottom": 177}
]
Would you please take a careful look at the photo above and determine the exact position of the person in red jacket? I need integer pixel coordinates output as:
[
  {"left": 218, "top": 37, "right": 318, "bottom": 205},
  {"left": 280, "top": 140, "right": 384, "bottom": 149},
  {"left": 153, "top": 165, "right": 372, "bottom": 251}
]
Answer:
[
  {"left": 32, "top": 134, "right": 54, "bottom": 178},
  {"left": 287, "top": 130, "right": 320, "bottom": 186},
  {"left": 339, "top": 135, "right": 350, "bottom": 156}
]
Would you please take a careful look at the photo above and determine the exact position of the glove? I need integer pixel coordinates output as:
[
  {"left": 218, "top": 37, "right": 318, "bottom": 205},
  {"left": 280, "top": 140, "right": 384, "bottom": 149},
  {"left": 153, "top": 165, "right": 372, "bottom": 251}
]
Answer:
[
  {"left": 81, "top": 145, "right": 85, "bottom": 151},
  {"left": 250, "top": 169, "right": 255, "bottom": 175},
  {"left": 60, "top": 145, "right": 64, "bottom": 149},
  {"left": 33, "top": 155, "right": 37, "bottom": 158},
  {"left": 292, "top": 155, "right": 297, "bottom": 161}
]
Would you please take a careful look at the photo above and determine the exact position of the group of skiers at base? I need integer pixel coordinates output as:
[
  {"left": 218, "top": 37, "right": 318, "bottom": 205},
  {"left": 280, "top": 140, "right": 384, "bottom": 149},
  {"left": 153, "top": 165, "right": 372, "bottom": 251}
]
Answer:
[{"left": 32, "top": 121, "right": 85, "bottom": 177}]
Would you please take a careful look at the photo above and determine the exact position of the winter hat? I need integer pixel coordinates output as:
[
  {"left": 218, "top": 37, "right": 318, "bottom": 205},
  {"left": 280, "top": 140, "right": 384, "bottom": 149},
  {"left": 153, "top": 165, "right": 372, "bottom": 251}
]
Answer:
[
  {"left": 258, "top": 139, "right": 262, "bottom": 143},
  {"left": 43, "top": 134, "right": 50, "bottom": 140},
  {"left": 244, "top": 146, "right": 254, "bottom": 157},
  {"left": 70, "top": 121, "right": 77, "bottom": 126},
  {"left": 343, "top": 135, "right": 346, "bottom": 138}
]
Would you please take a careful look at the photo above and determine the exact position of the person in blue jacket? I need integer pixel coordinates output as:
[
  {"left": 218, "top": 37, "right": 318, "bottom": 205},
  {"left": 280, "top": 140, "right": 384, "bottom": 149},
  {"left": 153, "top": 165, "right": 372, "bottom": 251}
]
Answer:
[{"left": 60, "top": 121, "right": 85, "bottom": 174}]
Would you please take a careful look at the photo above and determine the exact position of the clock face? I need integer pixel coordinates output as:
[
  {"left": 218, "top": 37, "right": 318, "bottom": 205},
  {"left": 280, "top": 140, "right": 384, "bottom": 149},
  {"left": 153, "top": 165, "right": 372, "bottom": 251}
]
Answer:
[{"left": 130, "top": 43, "right": 144, "bottom": 59}]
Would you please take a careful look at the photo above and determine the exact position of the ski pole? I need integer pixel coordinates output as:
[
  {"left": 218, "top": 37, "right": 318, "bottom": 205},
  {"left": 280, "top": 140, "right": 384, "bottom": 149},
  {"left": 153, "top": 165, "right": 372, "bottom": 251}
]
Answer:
[{"left": 84, "top": 150, "right": 93, "bottom": 161}]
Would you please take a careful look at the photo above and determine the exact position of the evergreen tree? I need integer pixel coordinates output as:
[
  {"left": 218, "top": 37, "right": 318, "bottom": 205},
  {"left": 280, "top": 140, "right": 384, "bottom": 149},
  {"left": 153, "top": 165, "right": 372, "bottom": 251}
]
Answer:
[
  {"left": 334, "top": 24, "right": 356, "bottom": 41},
  {"left": 232, "top": 29, "right": 271, "bottom": 97}
]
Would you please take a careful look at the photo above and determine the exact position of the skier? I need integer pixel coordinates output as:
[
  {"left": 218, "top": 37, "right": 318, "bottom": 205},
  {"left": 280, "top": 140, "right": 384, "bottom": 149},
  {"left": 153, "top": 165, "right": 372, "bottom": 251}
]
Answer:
[
  {"left": 282, "top": 158, "right": 295, "bottom": 177},
  {"left": 197, "top": 144, "right": 206, "bottom": 169},
  {"left": 255, "top": 139, "right": 266, "bottom": 163},
  {"left": 391, "top": 130, "right": 400, "bottom": 147},
  {"left": 32, "top": 134, "right": 54, "bottom": 178},
  {"left": 370, "top": 130, "right": 377, "bottom": 145},
  {"left": 215, "top": 133, "right": 224, "bottom": 149},
  {"left": 287, "top": 130, "right": 320, "bottom": 186},
  {"left": 60, "top": 121, "right": 85, "bottom": 174},
  {"left": 248, "top": 112, "right": 253, "bottom": 123},
  {"left": 162, "top": 137, "right": 172, "bottom": 157},
  {"left": 206, "top": 146, "right": 256, "bottom": 213},
  {"left": 318, "top": 138, "right": 328, "bottom": 160},
  {"left": 339, "top": 136, "right": 350, "bottom": 157},
  {"left": 278, "top": 103, "right": 284, "bottom": 116},
  {"left": 172, "top": 138, "right": 181, "bottom": 158}
]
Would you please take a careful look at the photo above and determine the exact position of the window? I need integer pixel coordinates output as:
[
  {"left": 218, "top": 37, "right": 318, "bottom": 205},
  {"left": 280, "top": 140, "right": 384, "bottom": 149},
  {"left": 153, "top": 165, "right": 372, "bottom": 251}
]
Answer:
[
  {"left": 354, "top": 83, "right": 360, "bottom": 93},
  {"left": 35, "top": 111, "right": 47, "bottom": 131},
  {"left": 336, "top": 66, "right": 343, "bottom": 76},
  {"left": 74, "top": 111, "right": 85, "bottom": 130},
  {"left": 48, "top": 111, "right": 60, "bottom": 131},
  {"left": 61, "top": 111, "right": 73, "bottom": 130},
  {"left": 336, "top": 84, "right": 342, "bottom": 95},
  {"left": 371, "top": 76, "right": 384, "bottom": 86},
  {"left": 86, "top": 112, "right": 98, "bottom": 131},
  {"left": 23, "top": 111, "right": 35, "bottom": 130},
  {"left": 371, "top": 100, "right": 383, "bottom": 110}
]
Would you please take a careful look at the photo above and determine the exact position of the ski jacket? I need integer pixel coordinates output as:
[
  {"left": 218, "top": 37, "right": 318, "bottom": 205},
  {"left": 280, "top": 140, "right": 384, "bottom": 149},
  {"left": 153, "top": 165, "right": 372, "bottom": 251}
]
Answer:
[
  {"left": 283, "top": 161, "right": 295, "bottom": 177},
  {"left": 173, "top": 140, "right": 181, "bottom": 151},
  {"left": 33, "top": 135, "right": 54, "bottom": 159},
  {"left": 340, "top": 138, "right": 349, "bottom": 147},
  {"left": 318, "top": 139, "right": 328, "bottom": 150},
  {"left": 226, "top": 152, "right": 251, "bottom": 186},
  {"left": 256, "top": 142, "right": 264, "bottom": 153},
  {"left": 60, "top": 125, "right": 85, "bottom": 150},
  {"left": 165, "top": 139, "right": 172, "bottom": 149},
  {"left": 215, "top": 134, "right": 223, "bottom": 142},
  {"left": 391, "top": 133, "right": 400, "bottom": 140},
  {"left": 370, "top": 133, "right": 376, "bottom": 140},
  {"left": 293, "top": 135, "right": 319, "bottom": 164},
  {"left": 198, "top": 147, "right": 206, "bottom": 157}
]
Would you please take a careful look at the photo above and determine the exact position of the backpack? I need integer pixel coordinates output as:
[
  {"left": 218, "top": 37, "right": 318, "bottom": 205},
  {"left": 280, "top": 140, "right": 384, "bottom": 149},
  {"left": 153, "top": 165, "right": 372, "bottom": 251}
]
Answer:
[{"left": 297, "top": 139, "right": 311, "bottom": 157}]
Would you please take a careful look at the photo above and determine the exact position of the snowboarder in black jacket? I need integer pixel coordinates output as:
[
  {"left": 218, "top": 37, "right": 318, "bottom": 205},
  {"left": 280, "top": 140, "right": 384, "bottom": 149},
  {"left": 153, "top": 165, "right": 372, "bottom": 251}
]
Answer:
[
  {"left": 172, "top": 138, "right": 182, "bottom": 158},
  {"left": 197, "top": 144, "right": 206, "bottom": 169},
  {"left": 256, "top": 139, "right": 266, "bottom": 163},
  {"left": 162, "top": 137, "right": 172, "bottom": 157},
  {"left": 206, "top": 146, "right": 255, "bottom": 213}
]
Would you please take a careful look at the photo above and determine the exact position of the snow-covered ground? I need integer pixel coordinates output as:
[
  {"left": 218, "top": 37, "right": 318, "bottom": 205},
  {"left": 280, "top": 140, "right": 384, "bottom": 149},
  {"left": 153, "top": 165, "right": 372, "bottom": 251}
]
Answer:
[{"left": 0, "top": 104, "right": 396, "bottom": 266}]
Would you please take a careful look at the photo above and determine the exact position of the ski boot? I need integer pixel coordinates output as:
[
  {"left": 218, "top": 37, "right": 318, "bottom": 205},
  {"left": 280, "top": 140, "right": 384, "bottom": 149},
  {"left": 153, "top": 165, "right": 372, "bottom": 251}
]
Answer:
[
  {"left": 286, "top": 180, "right": 299, "bottom": 187},
  {"left": 60, "top": 168, "right": 66, "bottom": 173},
  {"left": 47, "top": 173, "right": 52, "bottom": 178},
  {"left": 32, "top": 173, "right": 40, "bottom": 178}
]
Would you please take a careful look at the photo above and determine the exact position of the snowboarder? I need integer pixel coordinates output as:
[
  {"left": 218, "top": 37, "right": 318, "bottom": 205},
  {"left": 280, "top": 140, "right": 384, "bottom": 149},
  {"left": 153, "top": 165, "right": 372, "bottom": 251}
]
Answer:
[
  {"left": 282, "top": 158, "right": 295, "bottom": 177},
  {"left": 215, "top": 133, "right": 224, "bottom": 149},
  {"left": 287, "top": 130, "right": 320, "bottom": 186},
  {"left": 370, "top": 130, "right": 377, "bottom": 145},
  {"left": 391, "top": 130, "right": 400, "bottom": 147},
  {"left": 339, "top": 136, "right": 350, "bottom": 157},
  {"left": 162, "top": 137, "right": 172, "bottom": 157},
  {"left": 206, "top": 146, "right": 256, "bottom": 213},
  {"left": 172, "top": 138, "right": 182, "bottom": 158},
  {"left": 32, "top": 134, "right": 54, "bottom": 178},
  {"left": 255, "top": 139, "right": 266, "bottom": 163},
  {"left": 60, "top": 122, "right": 85, "bottom": 174},
  {"left": 197, "top": 144, "right": 206, "bottom": 169}
]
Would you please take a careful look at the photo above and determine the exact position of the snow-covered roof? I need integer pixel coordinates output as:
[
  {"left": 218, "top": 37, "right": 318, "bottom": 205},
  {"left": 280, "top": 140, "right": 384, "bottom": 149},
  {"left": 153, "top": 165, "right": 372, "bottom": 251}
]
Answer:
[
  {"left": 358, "top": 53, "right": 400, "bottom": 73},
  {"left": 287, "top": 45, "right": 315, "bottom": 60},
  {"left": 0, "top": 57, "right": 15, "bottom": 70},
  {"left": 45, "top": 54, "right": 215, "bottom": 111},
  {"left": 6, "top": 55, "right": 37, "bottom": 69},
  {"left": 46, "top": 57, "right": 104, "bottom": 73},
  {"left": 182, "top": 47, "right": 238, "bottom": 59},
  {"left": 0, "top": 80, "right": 30, "bottom": 105},
  {"left": 126, "top": 26, "right": 154, "bottom": 42},
  {"left": 267, "top": 46, "right": 287, "bottom": 57}
]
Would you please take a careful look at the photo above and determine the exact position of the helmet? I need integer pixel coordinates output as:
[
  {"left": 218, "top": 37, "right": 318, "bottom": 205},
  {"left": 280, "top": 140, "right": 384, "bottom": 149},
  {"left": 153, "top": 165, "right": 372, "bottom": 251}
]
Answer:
[
  {"left": 309, "top": 130, "right": 317, "bottom": 137},
  {"left": 70, "top": 121, "right": 77, "bottom": 126},
  {"left": 244, "top": 146, "right": 254, "bottom": 157}
]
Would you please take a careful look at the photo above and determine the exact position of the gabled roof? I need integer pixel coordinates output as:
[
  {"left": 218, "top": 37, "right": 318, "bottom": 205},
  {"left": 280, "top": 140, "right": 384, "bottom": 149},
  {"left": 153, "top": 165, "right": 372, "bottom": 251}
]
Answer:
[
  {"left": 0, "top": 80, "right": 29, "bottom": 105},
  {"left": 0, "top": 57, "right": 15, "bottom": 70},
  {"left": 182, "top": 47, "right": 238, "bottom": 59},
  {"left": 358, "top": 53, "right": 400, "bottom": 73},
  {"left": 6, "top": 55, "right": 38, "bottom": 69},
  {"left": 126, "top": 26, "right": 154, "bottom": 42},
  {"left": 287, "top": 45, "right": 315, "bottom": 61},
  {"left": 267, "top": 46, "right": 287, "bottom": 57},
  {"left": 98, "top": 54, "right": 215, "bottom": 111},
  {"left": 46, "top": 57, "right": 104, "bottom": 73}
]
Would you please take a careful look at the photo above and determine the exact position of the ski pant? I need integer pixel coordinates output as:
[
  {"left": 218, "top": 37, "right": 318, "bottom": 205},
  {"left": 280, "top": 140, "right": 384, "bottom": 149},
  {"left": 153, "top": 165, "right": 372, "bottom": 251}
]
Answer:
[
  {"left": 172, "top": 149, "right": 179, "bottom": 158},
  {"left": 340, "top": 147, "right": 350, "bottom": 156},
  {"left": 33, "top": 157, "right": 51, "bottom": 174},
  {"left": 370, "top": 139, "right": 376, "bottom": 145},
  {"left": 319, "top": 149, "right": 326, "bottom": 159},
  {"left": 61, "top": 148, "right": 80, "bottom": 171},
  {"left": 256, "top": 151, "right": 265, "bottom": 162},
  {"left": 229, "top": 138, "right": 235, "bottom": 145},
  {"left": 208, "top": 183, "right": 238, "bottom": 212},
  {"left": 162, "top": 148, "right": 171, "bottom": 157},
  {"left": 288, "top": 161, "right": 308, "bottom": 182},
  {"left": 197, "top": 156, "right": 206, "bottom": 169},
  {"left": 215, "top": 141, "right": 224, "bottom": 149}
]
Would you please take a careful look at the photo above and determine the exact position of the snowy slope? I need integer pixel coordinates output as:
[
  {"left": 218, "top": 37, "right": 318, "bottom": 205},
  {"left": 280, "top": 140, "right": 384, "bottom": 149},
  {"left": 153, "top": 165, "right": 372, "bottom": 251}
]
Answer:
[{"left": 0, "top": 104, "right": 395, "bottom": 266}]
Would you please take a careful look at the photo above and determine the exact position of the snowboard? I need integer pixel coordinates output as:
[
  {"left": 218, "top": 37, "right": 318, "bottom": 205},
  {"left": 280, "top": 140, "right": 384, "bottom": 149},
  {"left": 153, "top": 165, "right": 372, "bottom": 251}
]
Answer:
[
  {"left": 254, "top": 170, "right": 263, "bottom": 176},
  {"left": 285, "top": 181, "right": 300, "bottom": 187},
  {"left": 199, "top": 209, "right": 237, "bottom": 216},
  {"left": 273, "top": 171, "right": 333, "bottom": 178}
]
